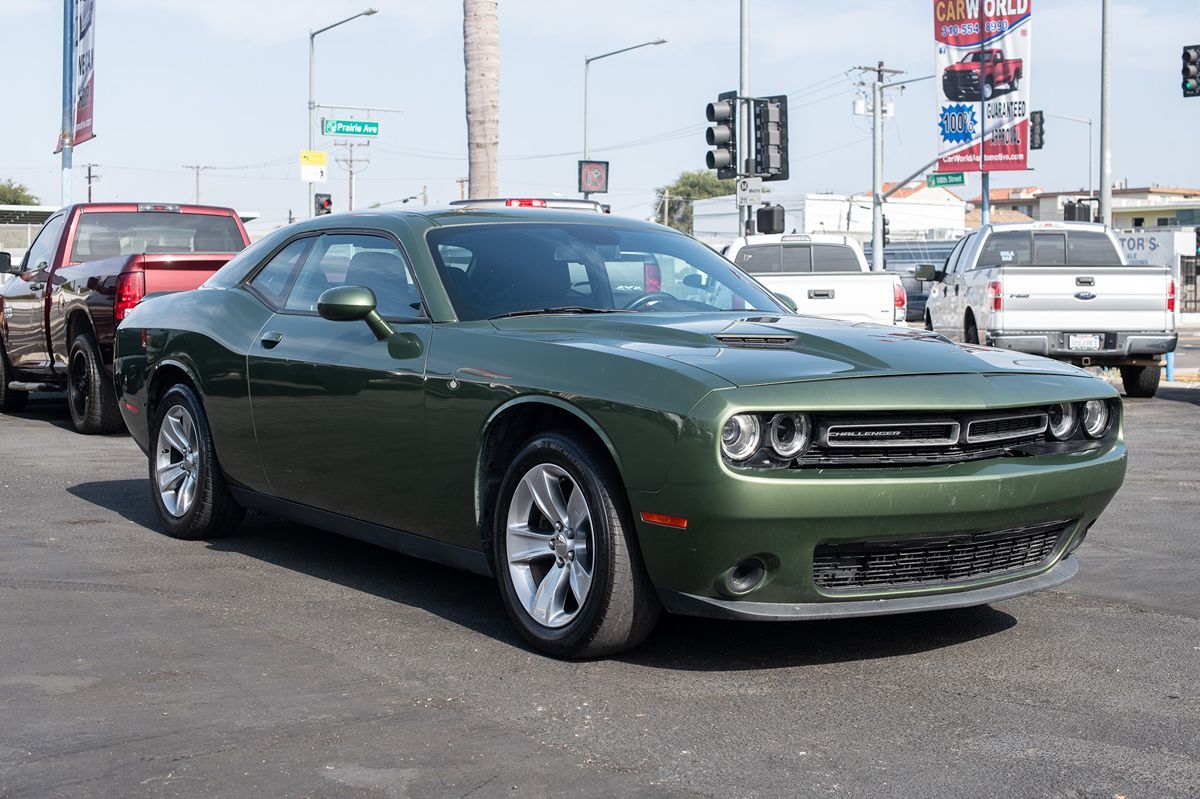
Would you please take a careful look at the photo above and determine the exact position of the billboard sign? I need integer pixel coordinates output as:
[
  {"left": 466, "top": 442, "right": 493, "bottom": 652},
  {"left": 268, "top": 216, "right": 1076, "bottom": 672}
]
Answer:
[{"left": 935, "top": 0, "right": 1031, "bottom": 172}]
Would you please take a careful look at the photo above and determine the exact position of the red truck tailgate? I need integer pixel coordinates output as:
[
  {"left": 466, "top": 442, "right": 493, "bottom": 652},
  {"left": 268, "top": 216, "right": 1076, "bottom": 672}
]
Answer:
[{"left": 138, "top": 253, "right": 235, "bottom": 293}]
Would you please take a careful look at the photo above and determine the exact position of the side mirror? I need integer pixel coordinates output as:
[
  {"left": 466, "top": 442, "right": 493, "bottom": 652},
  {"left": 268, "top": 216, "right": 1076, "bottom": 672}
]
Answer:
[
  {"left": 682, "top": 273, "right": 707, "bottom": 289},
  {"left": 775, "top": 292, "right": 798, "bottom": 312},
  {"left": 317, "top": 285, "right": 394, "bottom": 340},
  {"left": 914, "top": 264, "right": 943, "bottom": 282},
  {"left": 0, "top": 252, "right": 14, "bottom": 274}
]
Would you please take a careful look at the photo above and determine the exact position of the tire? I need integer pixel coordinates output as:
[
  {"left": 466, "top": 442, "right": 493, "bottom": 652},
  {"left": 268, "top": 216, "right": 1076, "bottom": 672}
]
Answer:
[
  {"left": 0, "top": 347, "right": 29, "bottom": 413},
  {"left": 1011, "top": 74, "right": 1020, "bottom": 91},
  {"left": 493, "top": 431, "right": 661, "bottom": 658},
  {"left": 67, "top": 331, "right": 122, "bottom": 434},
  {"left": 1120, "top": 365, "right": 1161, "bottom": 398},
  {"left": 964, "top": 315, "right": 980, "bottom": 345},
  {"left": 924, "top": 312, "right": 934, "bottom": 332},
  {"left": 148, "top": 383, "right": 244, "bottom": 540},
  {"left": 982, "top": 80, "right": 994, "bottom": 101}
]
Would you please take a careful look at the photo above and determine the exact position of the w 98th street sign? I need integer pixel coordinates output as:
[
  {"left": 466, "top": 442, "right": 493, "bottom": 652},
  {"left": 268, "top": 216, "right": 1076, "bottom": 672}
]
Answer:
[{"left": 578, "top": 160, "right": 609, "bottom": 194}]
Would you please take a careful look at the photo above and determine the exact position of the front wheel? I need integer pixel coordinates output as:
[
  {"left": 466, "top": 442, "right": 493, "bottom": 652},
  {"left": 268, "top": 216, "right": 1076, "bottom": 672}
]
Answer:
[
  {"left": 67, "top": 331, "right": 122, "bottom": 434},
  {"left": 981, "top": 80, "right": 994, "bottom": 101},
  {"left": 1120, "top": 365, "right": 1161, "bottom": 398},
  {"left": 0, "top": 348, "right": 28, "bottom": 413},
  {"left": 149, "top": 383, "right": 244, "bottom": 539},
  {"left": 494, "top": 432, "right": 660, "bottom": 658}
]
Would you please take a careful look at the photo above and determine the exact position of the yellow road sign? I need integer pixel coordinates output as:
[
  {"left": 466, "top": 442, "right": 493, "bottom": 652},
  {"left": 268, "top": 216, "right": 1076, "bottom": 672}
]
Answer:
[{"left": 300, "top": 150, "right": 328, "bottom": 166}]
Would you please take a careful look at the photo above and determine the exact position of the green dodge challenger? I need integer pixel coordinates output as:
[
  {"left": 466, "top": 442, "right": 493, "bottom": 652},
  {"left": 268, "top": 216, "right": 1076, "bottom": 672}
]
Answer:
[{"left": 114, "top": 208, "right": 1127, "bottom": 657}]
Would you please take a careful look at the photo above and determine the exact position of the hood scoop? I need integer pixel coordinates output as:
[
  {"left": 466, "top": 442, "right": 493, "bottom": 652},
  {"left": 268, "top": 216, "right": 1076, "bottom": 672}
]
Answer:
[{"left": 714, "top": 334, "right": 797, "bottom": 349}]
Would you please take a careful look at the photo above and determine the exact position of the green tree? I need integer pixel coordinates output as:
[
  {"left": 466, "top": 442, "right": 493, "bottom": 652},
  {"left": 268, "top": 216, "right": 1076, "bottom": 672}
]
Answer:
[
  {"left": 0, "top": 179, "right": 38, "bottom": 205},
  {"left": 653, "top": 170, "right": 736, "bottom": 234}
]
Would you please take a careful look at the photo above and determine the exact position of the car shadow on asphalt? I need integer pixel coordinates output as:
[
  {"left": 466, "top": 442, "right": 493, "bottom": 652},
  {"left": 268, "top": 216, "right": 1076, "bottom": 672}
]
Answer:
[
  {"left": 67, "top": 478, "right": 1019, "bottom": 668},
  {"left": 11, "top": 395, "right": 78, "bottom": 432},
  {"left": 1140, "top": 386, "right": 1200, "bottom": 408}
]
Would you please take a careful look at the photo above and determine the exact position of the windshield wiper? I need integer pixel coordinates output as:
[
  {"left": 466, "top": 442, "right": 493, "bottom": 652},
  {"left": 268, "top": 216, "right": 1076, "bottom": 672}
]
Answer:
[{"left": 488, "top": 306, "right": 625, "bottom": 320}]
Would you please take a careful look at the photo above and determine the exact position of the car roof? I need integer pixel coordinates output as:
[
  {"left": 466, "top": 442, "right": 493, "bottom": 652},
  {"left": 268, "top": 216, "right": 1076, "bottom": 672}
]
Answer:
[{"left": 303, "top": 206, "right": 672, "bottom": 233}]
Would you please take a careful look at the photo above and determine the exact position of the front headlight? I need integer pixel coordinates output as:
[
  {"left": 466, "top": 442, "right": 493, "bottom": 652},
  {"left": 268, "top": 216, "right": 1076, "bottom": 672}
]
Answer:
[
  {"left": 1047, "top": 403, "right": 1078, "bottom": 440},
  {"left": 1081, "top": 400, "right": 1110, "bottom": 438},
  {"left": 721, "top": 414, "right": 762, "bottom": 461},
  {"left": 768, "top": 412, "right": 811, "bottom": 458}
]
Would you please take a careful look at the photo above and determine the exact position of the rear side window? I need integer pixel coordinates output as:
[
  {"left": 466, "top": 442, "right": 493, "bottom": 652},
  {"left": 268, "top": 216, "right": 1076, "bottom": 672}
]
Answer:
[
  {"left": 1068, "top": 232, "right": 1122, "bottom": 265},
  {"left": 70, "top": 212, "right": 244, "bottom": 261},
  {"left": 734, "top": 245, "right": 782, "bottom": 273},
  {"left": 811, "top": 244, "right": 861, "bottom": 272},
  {"left": 247, "top": 238, "right": 313, "bottom": 308}
]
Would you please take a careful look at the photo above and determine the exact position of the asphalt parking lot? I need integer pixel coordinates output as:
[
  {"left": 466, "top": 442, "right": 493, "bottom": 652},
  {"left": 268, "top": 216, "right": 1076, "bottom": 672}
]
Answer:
[{"left": 1, "top": 386, "right": 1198, "bottom": 799}]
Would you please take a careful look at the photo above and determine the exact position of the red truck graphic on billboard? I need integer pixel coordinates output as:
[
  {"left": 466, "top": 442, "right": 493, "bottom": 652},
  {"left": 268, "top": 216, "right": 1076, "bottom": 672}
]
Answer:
[{"left": 934, "top": 0, "right": 1031, "bottom": 173}]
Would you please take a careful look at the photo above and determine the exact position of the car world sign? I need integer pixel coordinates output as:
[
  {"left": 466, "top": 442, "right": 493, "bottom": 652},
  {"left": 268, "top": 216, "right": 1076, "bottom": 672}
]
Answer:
[{"left": 935, "top": 0, "right": 1032, "bottom": 172}]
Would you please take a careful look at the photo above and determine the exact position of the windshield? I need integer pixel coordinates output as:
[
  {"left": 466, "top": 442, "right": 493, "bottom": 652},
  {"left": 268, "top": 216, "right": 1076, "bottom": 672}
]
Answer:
[
  {"left": 426, "top": 223, "right": 785, "bottom": 320},
  {"left": 70, "top": 212, "right": 244, "bottom": 262}
]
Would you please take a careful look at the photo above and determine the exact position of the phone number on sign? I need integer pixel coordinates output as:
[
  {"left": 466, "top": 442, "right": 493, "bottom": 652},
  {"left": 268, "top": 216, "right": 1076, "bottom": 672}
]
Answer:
[{"left": 939, "top": 19, "right": 1010, "bottom": 37}]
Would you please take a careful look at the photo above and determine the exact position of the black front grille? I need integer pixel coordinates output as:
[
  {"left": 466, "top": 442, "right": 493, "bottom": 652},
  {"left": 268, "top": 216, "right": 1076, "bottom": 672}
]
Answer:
[{"left": 812, "top": 519, "right": 1073, "bottom": 592}]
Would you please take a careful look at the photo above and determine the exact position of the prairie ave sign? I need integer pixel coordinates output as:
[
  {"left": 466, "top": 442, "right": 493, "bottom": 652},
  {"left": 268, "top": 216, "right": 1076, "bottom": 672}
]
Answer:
[
  {"left": 322, "top": 118, "right": 380, "bottom": 137},
  {"left": 927, "top": 172, "right": 965, "bottom": 187}
]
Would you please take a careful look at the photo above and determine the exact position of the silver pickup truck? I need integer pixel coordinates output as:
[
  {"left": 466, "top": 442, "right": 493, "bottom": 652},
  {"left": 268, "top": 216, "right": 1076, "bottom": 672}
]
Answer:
[{"left": 919, "top": 221, "right": 1177, "bottom": 397}]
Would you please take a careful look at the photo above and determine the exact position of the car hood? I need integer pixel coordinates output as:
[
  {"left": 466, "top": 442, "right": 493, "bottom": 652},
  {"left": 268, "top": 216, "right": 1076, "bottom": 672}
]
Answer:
[
  {"left": 945, "top": 64, "right": 981, "bottom": 72},
  {"left": 489, "top": 312, "right": 1092, "bottom": 388}
]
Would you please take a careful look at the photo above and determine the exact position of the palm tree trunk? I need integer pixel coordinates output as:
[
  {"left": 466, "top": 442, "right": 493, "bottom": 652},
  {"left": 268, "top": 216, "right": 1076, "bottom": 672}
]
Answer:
[{"left": 463, "top": 0, "right": 499, "bottom": 199}]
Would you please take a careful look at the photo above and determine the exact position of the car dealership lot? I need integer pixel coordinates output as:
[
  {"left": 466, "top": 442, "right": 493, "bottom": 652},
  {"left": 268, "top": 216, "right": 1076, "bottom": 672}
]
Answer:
[{"left": 1, "top": 391, "right": 1198, "bottom": 798}]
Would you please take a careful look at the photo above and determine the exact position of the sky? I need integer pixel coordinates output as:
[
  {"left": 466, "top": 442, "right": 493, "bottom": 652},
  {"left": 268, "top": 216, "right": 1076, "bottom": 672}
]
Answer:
[{"left": 1, "top": 0, "right": 1197, "bottom": 235}]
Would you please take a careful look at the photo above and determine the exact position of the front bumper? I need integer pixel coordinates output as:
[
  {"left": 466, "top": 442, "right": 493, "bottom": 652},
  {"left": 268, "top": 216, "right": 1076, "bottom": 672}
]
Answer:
[
  {"left": 987, "top": 330, "right": 1177, "bottom": 362},
  {"left": 628, "top": 374, "right": 1126, "bottom": 616},
  {"left": 658, "top": 555, "right": 1078, "bottom": 620}
]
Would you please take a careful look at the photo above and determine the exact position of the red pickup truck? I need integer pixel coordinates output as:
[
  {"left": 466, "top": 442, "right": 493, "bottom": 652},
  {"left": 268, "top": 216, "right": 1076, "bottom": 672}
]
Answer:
[
  {"left": 942, "top": 49, "right": 1023, "bottom": 101},
  {"left": 0, "top": 203, "right": 249, "bottom": 433}
]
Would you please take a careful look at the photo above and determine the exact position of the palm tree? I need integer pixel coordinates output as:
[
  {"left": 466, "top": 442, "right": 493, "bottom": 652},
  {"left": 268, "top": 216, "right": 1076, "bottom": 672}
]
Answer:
[{"left": 463, "top": 0, "right": 499, "bottom": 198}]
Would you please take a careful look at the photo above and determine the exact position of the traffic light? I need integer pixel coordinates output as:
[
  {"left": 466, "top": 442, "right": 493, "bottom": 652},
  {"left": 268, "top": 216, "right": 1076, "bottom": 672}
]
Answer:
[
  {"left": 1029, "top": 110, "right": 1044, "bottom": 150},
  {"left": 752, "top": 95, "right": 789, "bottom": 181},
  {"left": 1183, "top": 45, "right": 1200, "bottom": 97},
  {"left": 882, "top": 215, "right": 891, "bottom": 248},
  {"left": 314, "top": 193, "right": 333, "bottom": 216},
  {"left": 705, "top": 90, "right": 738, "bottom": 179}
]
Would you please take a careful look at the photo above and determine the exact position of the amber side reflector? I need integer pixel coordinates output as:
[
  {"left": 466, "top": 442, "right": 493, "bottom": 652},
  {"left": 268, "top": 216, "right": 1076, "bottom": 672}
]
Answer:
[{"left": 640, "top": 511, "right": 689, "bottom": 529}]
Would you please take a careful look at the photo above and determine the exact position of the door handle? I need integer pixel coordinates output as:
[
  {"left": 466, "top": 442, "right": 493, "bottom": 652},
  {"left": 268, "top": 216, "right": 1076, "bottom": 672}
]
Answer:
[
  {"left": 260, "top": 331, "right": 284, "bottom": 349},
  {"left": 29, "top": 282, "right": 45, "bottom": 292},
  {"left": 954, "top": 284, "right": 960, "bottom": 295},
  {"left": 1075, "top": 276, "right": 1095, "bottom": 286},
  {"left": 808, "top": 289, "right": 835, "bottom": 300}
]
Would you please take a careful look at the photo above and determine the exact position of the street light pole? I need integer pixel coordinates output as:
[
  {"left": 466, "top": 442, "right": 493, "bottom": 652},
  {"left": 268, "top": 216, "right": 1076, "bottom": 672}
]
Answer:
[
  {"left": 582, "top": 37, "right": 666, "bottom": 197},
  {"left": 1046, "top": 113, "right": 1095, "bottom": 200},
  {"left": 1099, "top": 0, "right": 1112, "bottom": 226},
  {"left": 308, "top": 8, "right": 377, "bottom": 217}
]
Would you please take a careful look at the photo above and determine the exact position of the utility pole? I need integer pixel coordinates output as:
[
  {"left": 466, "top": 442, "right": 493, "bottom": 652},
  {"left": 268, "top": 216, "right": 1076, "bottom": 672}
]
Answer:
[
  {"left": 422, "top": 184, "right": 428, "bottom": 206},
  {"left": 854, "top": 62, "right": 902, "bottom": 271},
  {"left": 738, "top": 0, "right": 751, "bottom": 236},
  {"left": 83, "top": 163, "right": 99, "bottom": 202},
  {"left": 334, "top": 140, "right": 369, "bottom": 211},
  {"left": 181, "top": 165, "right": 211, "bottom": 204},
  {"left": 457, "top": 177, "right": 468, "bottom": 199},
  {"left": 1099, "top": 0, "right": 1112, "bottom": 226}
]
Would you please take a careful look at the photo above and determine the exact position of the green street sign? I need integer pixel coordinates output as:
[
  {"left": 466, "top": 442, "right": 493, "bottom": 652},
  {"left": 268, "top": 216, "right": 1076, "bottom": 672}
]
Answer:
[
  {"left": 322, "top": 118, "right": 380, "bottom": 137},
  {"left": 927, "top": 172, "right": 965, "bottom": 188}
]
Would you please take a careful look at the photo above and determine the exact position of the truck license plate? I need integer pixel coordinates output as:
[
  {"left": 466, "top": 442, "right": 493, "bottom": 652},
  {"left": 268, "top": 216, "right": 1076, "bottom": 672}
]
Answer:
[{"left": 1068, "top": 334, "right": 1102, "bottom": 351}]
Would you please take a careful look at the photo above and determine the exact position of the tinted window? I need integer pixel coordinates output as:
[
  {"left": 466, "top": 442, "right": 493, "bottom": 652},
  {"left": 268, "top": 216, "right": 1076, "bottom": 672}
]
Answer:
[
  {"left": 22, "top": 214, "right": 65, "bottom": 272},
  {"left": 1032, "top": 233, "right": 1067, "bottom": 264},
  {"left": 427, "top": 223, "right": 783, "bottom": 320},
  {"left": 944, "top": 236, "right": 969, "bottom": 274},
  {"left": 812, "top": 244, "right": 861, "bottom": 272},
  {"left": 781, "top": 245, "right": 812, "bottom": 273},
  {"left": 978, "top": 231, "right": 1032, "bottom": 267},
  {"left": 1068, "top": 232, "right": 1122, "bottom": 265},
  {"left": 285, "top": 234, "right": 422, "bottom": 319},
  {"left": 247, "top": 238, "right": 312, "bottom": 308},
  {"left": 735, "top": 245, "right": 781, "bottom": 273},
  {"left": 70, "top": 212, "right": 244, "bottom": 261}
]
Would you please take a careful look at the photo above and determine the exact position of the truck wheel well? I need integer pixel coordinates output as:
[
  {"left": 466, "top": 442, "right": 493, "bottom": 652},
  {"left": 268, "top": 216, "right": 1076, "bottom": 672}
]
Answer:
[
  {"left": 963, "top": 309, "right": 979, "bottom": 343},
  {"left": 476, "top": 402, "right": 619, "bottom": 565},
  {"left": 146, "top": 365, "right": 196, "bottom": 423},
  {"left": 65, "top": 310, "right": 94, "bottom": 346}
]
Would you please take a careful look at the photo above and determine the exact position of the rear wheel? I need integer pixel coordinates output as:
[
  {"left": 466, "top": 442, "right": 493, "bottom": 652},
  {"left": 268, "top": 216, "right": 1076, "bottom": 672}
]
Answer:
[
  {"left": 0, "top": 347, "right": 29, "bottom": 413},
  {"left": 67, "top": 331, "right": 122, "bottom": 434},
  {"left": 924, "top": 312, "right": 934, "bottom": 332},
  {"left": 493, "top": 431, "right": 660, "bottom": 658},
  {"left": 964, "top": 315, "right": 980, "bottom": 345},
  {"left": 149, "top": 383, "right": 244, "bottom": 539},
  {"left": 1120, "top": 365, "right": 1161, "bottom": 398}
]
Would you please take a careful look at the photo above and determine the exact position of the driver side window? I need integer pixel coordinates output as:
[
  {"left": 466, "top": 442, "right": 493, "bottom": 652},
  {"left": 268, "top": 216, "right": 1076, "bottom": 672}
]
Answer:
[
  {"left": 22, "top": 214, "right": 66, "bottom": 273},
  {"left": 284, "top": 233, "right": 423, "bottom": 320}
]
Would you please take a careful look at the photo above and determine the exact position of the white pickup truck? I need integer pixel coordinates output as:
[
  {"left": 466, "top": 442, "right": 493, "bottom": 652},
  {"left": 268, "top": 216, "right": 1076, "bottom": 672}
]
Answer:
[
  {"left": 919, "top": 221, "right": 1177, "bottom": 397},
  {"left": 723, "top": 233, "right": 906, "bottom": 325}
]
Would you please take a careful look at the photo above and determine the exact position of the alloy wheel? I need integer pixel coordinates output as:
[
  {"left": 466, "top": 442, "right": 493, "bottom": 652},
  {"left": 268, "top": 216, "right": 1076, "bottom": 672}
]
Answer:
[
  {"left": 68, "top": 348, "right": 89, "bottom": 420},
  {"left": 505, "top": 463, "right": 595, "bottom": 628},
  {"left": 156, "top": 405, "right": 201, "bottom": 517}
]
